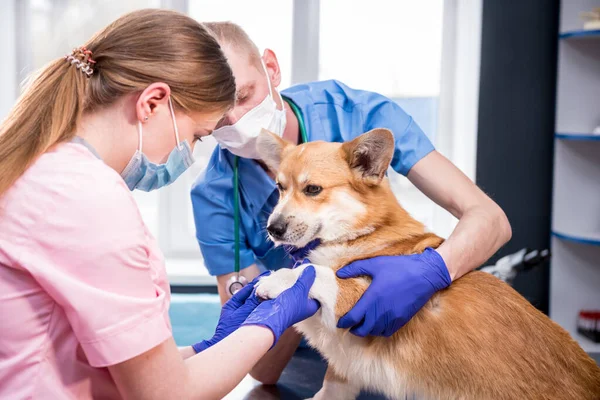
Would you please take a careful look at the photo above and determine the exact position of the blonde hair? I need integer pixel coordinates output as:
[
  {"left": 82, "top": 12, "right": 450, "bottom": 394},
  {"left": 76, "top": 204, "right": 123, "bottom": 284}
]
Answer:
[
  {"left": 203, "top": 21, "right": 263, "bottom": 68},
  {"left": 0, "top": 9, "right": 236, "bottom": 198}
]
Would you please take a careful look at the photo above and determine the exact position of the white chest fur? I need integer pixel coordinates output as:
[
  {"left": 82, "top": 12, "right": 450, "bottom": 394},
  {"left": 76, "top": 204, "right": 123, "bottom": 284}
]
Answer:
[
  {"left": 254, "top": 251, "right": 408, "bottom": 399},
  {"left": 296, "top": 316, "right": 407, "bottom": 398}
]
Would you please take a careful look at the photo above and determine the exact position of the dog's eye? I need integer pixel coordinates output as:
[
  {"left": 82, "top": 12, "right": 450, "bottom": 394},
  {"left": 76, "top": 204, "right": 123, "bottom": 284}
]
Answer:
[
  {"left": 304, "top": 185, "right": 322, "bottom": 196},
  {"left": 276, "top": 182, "right": 285, "bottom": 191}
]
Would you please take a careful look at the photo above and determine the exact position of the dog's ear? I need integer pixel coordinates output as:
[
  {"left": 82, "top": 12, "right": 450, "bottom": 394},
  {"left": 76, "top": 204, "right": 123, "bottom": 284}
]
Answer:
[
  {"left": 256, "top": 129, "right": 292, "bottom": 172},
  {"left": 342, "top": 128, "right": 395, "bottom": 185}
]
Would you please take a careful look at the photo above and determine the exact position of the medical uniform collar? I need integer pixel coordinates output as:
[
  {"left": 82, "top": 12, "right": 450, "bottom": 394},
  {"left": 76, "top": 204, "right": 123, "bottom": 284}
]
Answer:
[
  {"left": 71, "top": 136, "right": 102, "bottom": 160},
  {"left": 280, "top": 91, "right": 326, "bottom": 142},
  {"left": 282, "top": 97, "right": 308, "bottom": 144}
]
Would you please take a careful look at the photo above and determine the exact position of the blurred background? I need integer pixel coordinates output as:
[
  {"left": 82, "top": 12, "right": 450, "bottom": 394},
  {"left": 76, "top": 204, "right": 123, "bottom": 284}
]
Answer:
[
  {"left": 0, "top": 0, "right": 474, "bottom": 289},
  {"left": 1, "top": 0, "right": 598, "bottom": 386}
]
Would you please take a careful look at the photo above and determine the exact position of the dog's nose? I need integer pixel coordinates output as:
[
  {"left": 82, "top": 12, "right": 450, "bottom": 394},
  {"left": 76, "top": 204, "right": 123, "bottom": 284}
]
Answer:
[{"left": 267, "top": 219, "right": 288, "bottom": 240}]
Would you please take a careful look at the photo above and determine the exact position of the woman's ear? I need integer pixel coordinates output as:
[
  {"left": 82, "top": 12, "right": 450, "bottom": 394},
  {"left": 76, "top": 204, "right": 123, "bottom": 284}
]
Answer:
[
  {"left": 262, "top": 49, "right": 281, "bottom": 88},
  {"left": 136, "top": 83, "right": 171, "bottom": 122},
  {"left": 256, "top": 129, "right": 293, "bottom": 172}
]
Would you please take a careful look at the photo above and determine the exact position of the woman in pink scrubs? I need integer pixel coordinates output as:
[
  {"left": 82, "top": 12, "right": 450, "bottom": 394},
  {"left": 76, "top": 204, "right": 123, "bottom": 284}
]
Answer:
[{"left": 0, "top": 9, "right": 318, "bottom": 400}]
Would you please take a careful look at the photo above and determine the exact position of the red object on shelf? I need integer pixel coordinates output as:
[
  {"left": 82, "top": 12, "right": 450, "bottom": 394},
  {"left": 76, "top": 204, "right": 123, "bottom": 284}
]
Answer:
[{"left": 577, "top": 310, "right": 600, "bottom": 343}]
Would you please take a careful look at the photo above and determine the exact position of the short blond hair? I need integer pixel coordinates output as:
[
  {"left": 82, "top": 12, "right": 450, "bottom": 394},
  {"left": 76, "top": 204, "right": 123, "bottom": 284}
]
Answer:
[{"left": 203, "top": 21, "right": 263, "bottom": 68}]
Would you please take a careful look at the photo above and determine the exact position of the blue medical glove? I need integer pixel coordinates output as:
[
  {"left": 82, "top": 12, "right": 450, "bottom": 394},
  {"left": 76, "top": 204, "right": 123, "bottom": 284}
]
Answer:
[
  {"left": 336, "top": 248, "right": 451, "bottom": 337},
  {"left": 192, "top": 271, "right": 271, "bottom": 353},
  {"left": 286, "top": 239, "right": 321, "bottom": 266},
  {"left": 242, "top": 266, "right": 321, "bottom": 345}
]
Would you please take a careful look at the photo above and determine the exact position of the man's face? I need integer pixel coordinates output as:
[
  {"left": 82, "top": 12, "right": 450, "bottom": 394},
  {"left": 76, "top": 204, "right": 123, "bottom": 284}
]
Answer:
[{"left": 217, "top": 46, "right": 272, "bottom": 127}]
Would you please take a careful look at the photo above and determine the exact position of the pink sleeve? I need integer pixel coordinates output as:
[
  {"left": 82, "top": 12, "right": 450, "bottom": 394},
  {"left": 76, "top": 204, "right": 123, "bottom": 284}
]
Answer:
[{"left": 20, "top": 176, "right": 172, "bottom": 368}]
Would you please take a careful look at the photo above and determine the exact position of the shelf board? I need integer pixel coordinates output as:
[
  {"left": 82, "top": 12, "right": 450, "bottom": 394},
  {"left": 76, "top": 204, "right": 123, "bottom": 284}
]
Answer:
[
  {"left": 575, "top": 333, "right": 600, "bottom": 354},
  {"left": 552, "top": 231, "right": 600, "bottom": 246},
  {"left": 555, "top": 133, "right": 600, "bottom": 141},
  {"left": 560, "top": 29, "right": 600, "bottom": 39}
]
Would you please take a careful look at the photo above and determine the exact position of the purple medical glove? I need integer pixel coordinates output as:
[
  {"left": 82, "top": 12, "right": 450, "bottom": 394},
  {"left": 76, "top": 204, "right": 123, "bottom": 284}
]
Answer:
[
  {"left": 336, "top": 248, "right": 451, "bottom": 337},
  {"left": 286, "top": 239, "right": 321, "bottom": 267},
  {"left": 242, "top": 266, "right": 320, "bottom": 345},
  {"left": 192, "top": 271, "right": 271, "bottom": 353}
]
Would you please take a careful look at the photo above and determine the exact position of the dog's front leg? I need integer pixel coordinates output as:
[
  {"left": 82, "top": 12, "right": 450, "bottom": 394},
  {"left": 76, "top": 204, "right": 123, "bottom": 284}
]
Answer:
[
  {"left": 307, "top": 365, "right": 360, "bottom": 400},
  {"left": 255, "top": 264, "right": 339, "bottom": 330},
  {"left": 254, "top": 267, "right": 299, "bottom": 297}
]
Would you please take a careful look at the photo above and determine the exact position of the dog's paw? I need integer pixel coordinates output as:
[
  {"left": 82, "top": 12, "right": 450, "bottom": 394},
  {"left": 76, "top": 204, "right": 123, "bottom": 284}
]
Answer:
[{"left": 255, "top": 269, "right": 298, "bottom": 300}]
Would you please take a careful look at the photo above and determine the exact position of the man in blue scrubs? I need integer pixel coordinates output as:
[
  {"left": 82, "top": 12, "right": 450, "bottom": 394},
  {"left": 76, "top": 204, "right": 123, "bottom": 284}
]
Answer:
[{"left": 191, "top": 22, "right": 512, "bottom": 383}]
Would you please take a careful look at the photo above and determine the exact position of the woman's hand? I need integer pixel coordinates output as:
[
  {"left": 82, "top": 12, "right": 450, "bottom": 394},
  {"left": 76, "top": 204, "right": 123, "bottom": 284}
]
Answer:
[
  {"left": 242, "top": 266, "right": 320, "bottom": 345},
  {"left": 192, "top": 271, "right": 271, "bottom": 353}
]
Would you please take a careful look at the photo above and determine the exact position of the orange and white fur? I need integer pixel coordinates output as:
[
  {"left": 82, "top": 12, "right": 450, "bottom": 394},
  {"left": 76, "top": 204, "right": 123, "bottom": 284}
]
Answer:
[{"left": 253, "top": 128, "right": 600, "bottom": 400}]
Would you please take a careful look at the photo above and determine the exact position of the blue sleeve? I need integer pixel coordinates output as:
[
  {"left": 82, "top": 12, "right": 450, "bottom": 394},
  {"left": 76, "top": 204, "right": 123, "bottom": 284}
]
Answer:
[
  {"left": 360, "top": 95, "right": 434, "bottom": 176},
  {"left": 190, "top": 152, "right": 256, "bottom": 276}
]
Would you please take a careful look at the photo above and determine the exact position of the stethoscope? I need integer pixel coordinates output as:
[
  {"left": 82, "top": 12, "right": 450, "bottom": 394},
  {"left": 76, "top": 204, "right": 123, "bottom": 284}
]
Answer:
[{"left": 225, "top": 97, "right": 309, "bottom": 297}]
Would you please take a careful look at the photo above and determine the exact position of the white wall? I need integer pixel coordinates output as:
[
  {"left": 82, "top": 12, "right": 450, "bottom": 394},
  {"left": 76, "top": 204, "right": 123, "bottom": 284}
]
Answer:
[
  {"left": 0, "top": 0, "right": 17, "bottom": 121},
  {"left": 433, "top": 0, "right": 483, "bottom": 238}
]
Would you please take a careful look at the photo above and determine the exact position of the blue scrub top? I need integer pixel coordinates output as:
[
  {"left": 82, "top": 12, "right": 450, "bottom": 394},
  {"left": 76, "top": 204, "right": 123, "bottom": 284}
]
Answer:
[{"left": 191, "top": 80, "right": 434, "bottom": 276}]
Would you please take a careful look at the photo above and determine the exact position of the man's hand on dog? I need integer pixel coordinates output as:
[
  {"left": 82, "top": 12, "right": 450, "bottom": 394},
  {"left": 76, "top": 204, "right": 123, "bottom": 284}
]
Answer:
[{"left": 336, "top": 248, "right": 452, "bottom": 337}]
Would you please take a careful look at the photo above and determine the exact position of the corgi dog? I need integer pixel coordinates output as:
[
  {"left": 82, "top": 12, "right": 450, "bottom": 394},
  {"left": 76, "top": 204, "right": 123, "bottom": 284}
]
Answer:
[{"left": 253, "top": 128, "right": 600, "bottom": 400}]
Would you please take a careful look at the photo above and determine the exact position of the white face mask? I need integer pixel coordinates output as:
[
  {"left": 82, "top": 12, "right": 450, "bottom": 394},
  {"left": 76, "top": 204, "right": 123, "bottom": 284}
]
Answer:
[{"left": 212, "top": 60, "right": 286, "bottom": 159}]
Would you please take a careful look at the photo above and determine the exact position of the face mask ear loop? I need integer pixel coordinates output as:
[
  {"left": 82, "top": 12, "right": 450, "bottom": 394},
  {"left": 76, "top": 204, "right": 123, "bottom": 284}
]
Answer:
[
  {"left": 276, "top": 90, "right": 285, "bottom": 111},
  {"left": 137, "top": 120, "right": 143, "bottom": 152},
  {"left": 261, "top": 59, "right": 276, "bottom": 103},
  {"left": 261, "top": 59, "right": 285, "bottom": 111},
  {"left": 168, "top": 97, "right": 182, "bottom": 149}
]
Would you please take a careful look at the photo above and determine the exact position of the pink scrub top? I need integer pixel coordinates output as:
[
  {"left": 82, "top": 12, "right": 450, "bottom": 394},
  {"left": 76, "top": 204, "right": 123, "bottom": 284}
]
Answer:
[{"left": 0, "top": 141, "right": 172, "bottom": 399}]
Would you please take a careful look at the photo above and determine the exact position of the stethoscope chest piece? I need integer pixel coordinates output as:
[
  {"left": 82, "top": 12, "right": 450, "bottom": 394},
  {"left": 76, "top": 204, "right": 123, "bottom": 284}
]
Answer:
[{"left": 226, "top": 274, "right": 248, "bottom": 297}]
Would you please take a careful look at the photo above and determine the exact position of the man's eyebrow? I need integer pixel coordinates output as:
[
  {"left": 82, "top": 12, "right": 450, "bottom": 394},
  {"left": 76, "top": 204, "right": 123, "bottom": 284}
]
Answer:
[{"left": 237, "top": 83, "right": 255, "bottom": 99}]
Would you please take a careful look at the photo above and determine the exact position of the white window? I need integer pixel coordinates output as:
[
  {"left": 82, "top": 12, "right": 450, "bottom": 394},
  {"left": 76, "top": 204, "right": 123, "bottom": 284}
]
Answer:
[
  {"left": 0, "top": 2, "right": 17, "bottom": 119},
  {"left": 26, "top": 0, "right": 160, "bottom": 74},
  {"left": 188, "top": 0, "right": 294, "bottom": 89},
  {"left": 319, "top": 0, "right": 445, "bottom": 233},
  {"left": 319, "top": 1, "right": 444, "bottom": 99},
  {"left": 5, "top": 0, "right": 481, "bottom": 284}
]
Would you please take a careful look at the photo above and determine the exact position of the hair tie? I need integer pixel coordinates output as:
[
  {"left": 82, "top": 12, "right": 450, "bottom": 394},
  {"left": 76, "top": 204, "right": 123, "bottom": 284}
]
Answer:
[{"left": 64, "top": 46, "right": 96, "bottom": 77}]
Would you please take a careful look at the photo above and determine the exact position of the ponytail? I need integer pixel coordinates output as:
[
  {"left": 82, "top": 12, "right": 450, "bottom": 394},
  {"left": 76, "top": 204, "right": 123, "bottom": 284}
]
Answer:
[{"left": 0, "top": 56, "right": 87, "bottom": 197}]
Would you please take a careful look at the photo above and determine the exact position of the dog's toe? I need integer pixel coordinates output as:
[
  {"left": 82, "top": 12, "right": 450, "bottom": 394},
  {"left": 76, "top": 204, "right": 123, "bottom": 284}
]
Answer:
[
  {"left": 254, "top": 274, "right": 293, "bottom": 300},
  {"left": 255, "top": 283, "right": 272, "bottom": 300}
]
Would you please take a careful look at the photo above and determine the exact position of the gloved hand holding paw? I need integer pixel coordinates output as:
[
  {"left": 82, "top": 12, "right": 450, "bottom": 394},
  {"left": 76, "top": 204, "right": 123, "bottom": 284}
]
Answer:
[
  {"left": 192, "top": 271, "right": 271, "bottom": 353},
  {"left": 242, "top": 266, "right": 320, "bottom": 345}
]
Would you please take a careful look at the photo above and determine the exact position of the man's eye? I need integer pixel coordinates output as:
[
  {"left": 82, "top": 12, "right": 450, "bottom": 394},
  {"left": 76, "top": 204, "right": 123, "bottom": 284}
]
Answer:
[
  {"left": 215, "top": 116, "right": 229, "bottom": 129},
  {"left": 304, "top": 185, "right": 322, "bottom": 196}
]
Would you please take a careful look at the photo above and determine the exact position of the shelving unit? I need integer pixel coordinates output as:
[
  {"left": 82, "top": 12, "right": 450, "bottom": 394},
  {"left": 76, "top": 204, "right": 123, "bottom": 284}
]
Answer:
[
  {"left": 552, "top": 231, "right": 600, "bottom": 247},
  {"left": 550, "top": 0, "right": 600, "bottom": 354},
  {"left": 559, "top": 29, "right": 600, "bottom": 39},
  {"left": 555, "top": 133, "right": 600, "bottom": 141}
]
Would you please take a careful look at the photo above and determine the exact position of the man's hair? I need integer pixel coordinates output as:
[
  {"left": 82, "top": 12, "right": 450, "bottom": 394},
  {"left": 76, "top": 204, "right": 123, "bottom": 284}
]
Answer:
[{"left": 203, "top": 21, "right": 263, "bottom": 68}]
